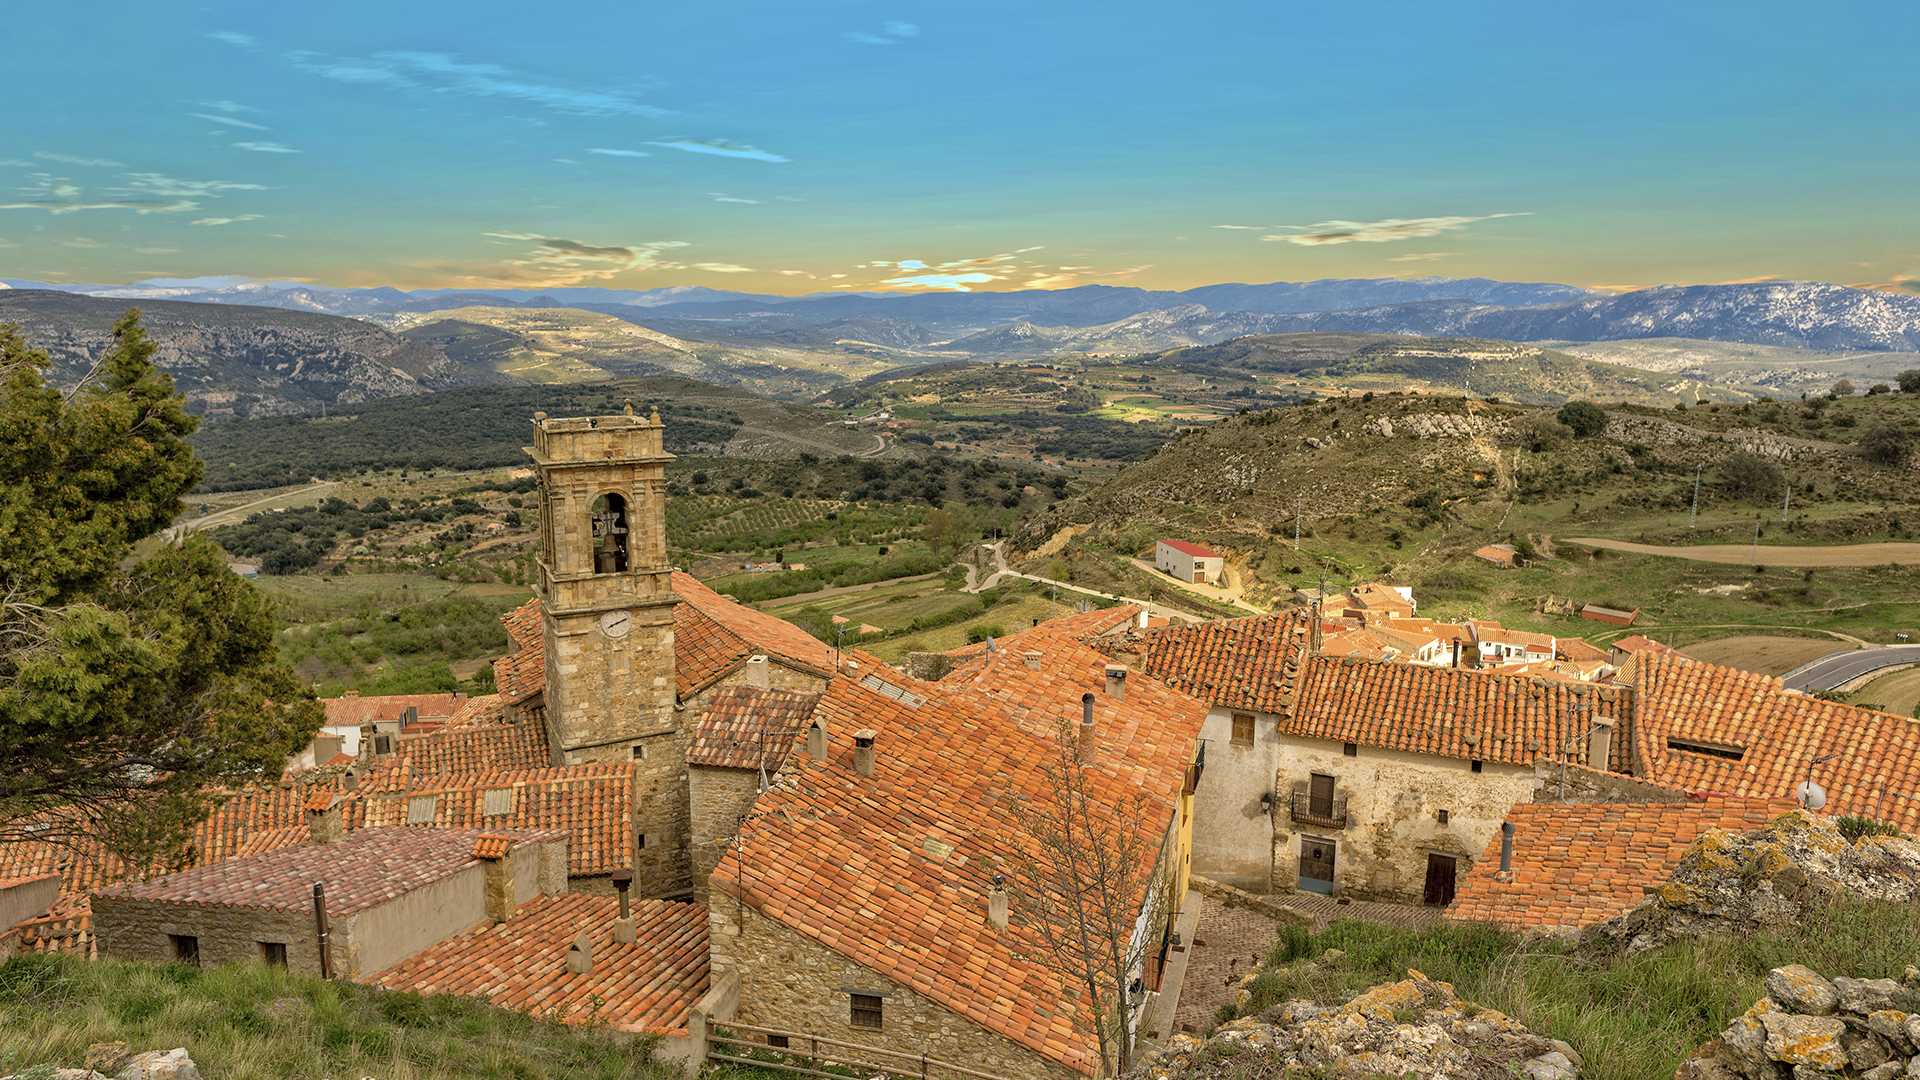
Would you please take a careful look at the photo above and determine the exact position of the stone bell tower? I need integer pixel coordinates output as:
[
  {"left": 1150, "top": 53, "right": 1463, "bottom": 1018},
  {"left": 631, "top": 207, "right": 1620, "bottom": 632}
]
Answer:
[{"left": 528, "top": 405, "right": 678, "bottom": 764}]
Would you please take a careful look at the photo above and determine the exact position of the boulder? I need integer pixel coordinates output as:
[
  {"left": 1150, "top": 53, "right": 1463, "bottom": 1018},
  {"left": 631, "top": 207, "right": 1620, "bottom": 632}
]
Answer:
[
  {"left": 114, "top": 1050, "right": 199, "bottom": 1080},
  {"left": 1679, "top": 968, "right": 1920, "bottom": 1079},
  {"left": 1771, "top": 966, "right": 1842, "bottom": 1015}
]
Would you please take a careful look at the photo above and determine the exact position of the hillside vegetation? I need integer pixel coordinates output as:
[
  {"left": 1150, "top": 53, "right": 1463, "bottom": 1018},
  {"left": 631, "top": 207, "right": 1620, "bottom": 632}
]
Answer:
[
  {"left": 1020, "top": 388, "right": 1920, "bottom": 642},
  {"left": 0, "top": 954, "right": 675, "bottom": 1080}
]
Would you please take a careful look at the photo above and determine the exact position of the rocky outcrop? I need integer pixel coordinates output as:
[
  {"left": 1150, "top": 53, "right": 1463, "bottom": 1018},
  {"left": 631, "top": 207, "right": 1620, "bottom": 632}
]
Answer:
[
  {"left": 1677, "top": 965, "right": 1920, "bottom": 1079},
  {"left": 1134, "top": 969, "right": 1580, "bottom": 1079},
  {"left": 1586, "top": 811, "right": 1920, "bottom": 954},
  {"left": 1, "top": 1046, "right": 200, "bottom": 1080},
  {"left": 1363, "top": 412, "right": 1509, "bottom": 440}
]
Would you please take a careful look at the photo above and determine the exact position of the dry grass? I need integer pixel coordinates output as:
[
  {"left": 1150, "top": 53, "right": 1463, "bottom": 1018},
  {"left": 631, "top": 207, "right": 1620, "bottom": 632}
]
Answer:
[{"left": 1679, "top": 634, "right": 1851, "bottom": 675}]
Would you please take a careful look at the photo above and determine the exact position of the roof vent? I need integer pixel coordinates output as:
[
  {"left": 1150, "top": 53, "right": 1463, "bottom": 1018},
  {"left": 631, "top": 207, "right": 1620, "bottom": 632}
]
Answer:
[
  {"left": 745, "top": 654, "right": 770, "bottom": 689},
  {"left": 1023, "top": 649, "right": 1043, "bottom": 671},
  {"left": 1104, "top": 664, "right": 1128, "bottom": 699},
  {"left": 566, "top": 931, "right": 593, "bottom": 974},
  {"left": 987, "top": 874, "right": 1009, "bottom": 931},
  {"left": 853, "top": 729, "right": 877, "bottom": 777},
  {"left": 806, "top": 718, "right": 827, "bottom": 761}
]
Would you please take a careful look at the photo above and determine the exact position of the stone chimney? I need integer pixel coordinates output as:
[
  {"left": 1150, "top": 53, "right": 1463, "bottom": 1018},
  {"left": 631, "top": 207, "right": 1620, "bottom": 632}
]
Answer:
[
  {"left": 611, "top": 868, "right": 636, "bottom": 944},
  {"left": 1022, "top": 649, "right": 1043, "bottom": 671},
  {"left": 1496, "top": 821, "right": 1515, "bottom": 882},
  {"left": 475, "top": 833, "right": 514, "bottom": 923},
  {"left": 744, "top": 654, "right": 770, "bottom": 690},
  {"left": 1104, "top": 664, "right": 1127, "bottom": 699},
  {"left": 305, "top": 789, "right": 343, "bottom": 845},
  {"left": 565, "top": 931, "right": 593, "bottom": 974},
  {"left": 806, "top": 717, "right": 827, "bottom": 760},
  {"left": 852, "top": 729, "right": 877, "bottom": 777},
  {"left": 986, "top": 873, "right": 1009, "bottom": 931},
  {"left": 342, "top": 766, "right": 359, "bottom": 792},
  {"left": 1078, "top": 693, "right": 1097, "bottom": 761},
  {"left": 1586, "top": 717, "right": 1615, "bottom": 771}
]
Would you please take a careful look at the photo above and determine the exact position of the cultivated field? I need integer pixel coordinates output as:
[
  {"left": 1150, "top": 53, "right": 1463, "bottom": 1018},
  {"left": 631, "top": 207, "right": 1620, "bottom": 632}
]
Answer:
[{"left": 1679, "top": 635, "right": 1852, "bottom": 676}]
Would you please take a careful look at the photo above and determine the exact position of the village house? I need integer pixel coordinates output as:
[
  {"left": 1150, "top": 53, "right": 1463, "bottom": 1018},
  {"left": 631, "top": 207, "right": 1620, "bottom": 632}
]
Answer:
[
  {"left": 1154, "top": 539, "right": 1224, "bottom": 584},
  {"left": 1465, "top": 619, "right": 1557, "bottom": 667},
  {"left": 289, "top": 690, "right": 468, "bottom": 769}
]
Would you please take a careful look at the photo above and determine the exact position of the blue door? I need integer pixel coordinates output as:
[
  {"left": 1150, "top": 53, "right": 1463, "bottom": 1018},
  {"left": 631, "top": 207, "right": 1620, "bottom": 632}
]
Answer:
[{"left": 1299, "top": 837, "right": 1336, "bottom": 894}]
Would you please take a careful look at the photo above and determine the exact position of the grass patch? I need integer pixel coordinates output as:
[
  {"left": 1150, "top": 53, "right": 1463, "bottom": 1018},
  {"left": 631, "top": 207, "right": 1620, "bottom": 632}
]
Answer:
[
  {"left": 1223, "top": 898, "right": 1920, "bottom": 1080},
  {"left": 0, "top": 954, "right": 675, "bottom": 1080}
]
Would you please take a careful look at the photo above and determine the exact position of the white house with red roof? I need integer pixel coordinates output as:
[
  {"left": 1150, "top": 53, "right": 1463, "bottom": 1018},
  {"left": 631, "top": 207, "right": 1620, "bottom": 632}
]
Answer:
[{"left": 1154, "top": 539, "right": 1224, "bottom": 584}]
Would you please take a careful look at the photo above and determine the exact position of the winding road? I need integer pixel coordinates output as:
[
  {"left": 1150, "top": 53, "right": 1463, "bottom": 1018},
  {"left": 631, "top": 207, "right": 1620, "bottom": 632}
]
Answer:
[{"left": 1782, "top": 646, "right": 1920, "bottom": 693}]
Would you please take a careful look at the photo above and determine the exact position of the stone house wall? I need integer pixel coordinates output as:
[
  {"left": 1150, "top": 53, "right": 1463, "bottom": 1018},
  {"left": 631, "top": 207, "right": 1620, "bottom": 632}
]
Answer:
[
  {"left": 1191, "top": 705, "right": 1282, "bottom": 890},
  {"left": 1529, "top": 760, "right": 1690, "bottom": 804},
  {"left": 709, "top": 903, "right": 1081, "bottom": 1080},
  {"left": 93, "top": 896, "right": 318, "bottom": 974},
  {"left": 688, "top": 765, "right": 762, "bottom": 902},
  {"left": 1270, "top": 737, "right": 1538, "bottom": 901}
]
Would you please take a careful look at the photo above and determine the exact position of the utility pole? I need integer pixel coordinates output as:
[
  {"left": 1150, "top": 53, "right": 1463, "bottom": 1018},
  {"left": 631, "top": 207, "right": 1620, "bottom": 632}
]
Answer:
[
  {"left": 1782, "top": 482, "right": 1792, "bottom": 522},
  {"left": 1751, "top": 518, "right": 1762, "bottom": 566},
  {"left": 1293, "top": 504, "right": 1301, "bottom": 551},
  {"left": 1689, "top": 466, "right": 1702, "bottom": 530}
]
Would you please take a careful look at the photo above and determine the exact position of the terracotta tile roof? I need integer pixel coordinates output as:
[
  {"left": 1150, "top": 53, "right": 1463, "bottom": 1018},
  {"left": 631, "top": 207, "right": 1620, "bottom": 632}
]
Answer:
[
  {"left": 380, "top": 716, "right": 553, "bottom": 775},
  {"left": 445, "top": 694, "right": 512, "bottom": 729},
  {"left": 1446, "top": 796, "right": 1795, "bottom": 931},
  {"left": 1468, "top": 620, "right": 1556, "bottom": 651},
  {"left": 1158, "top": 538, "right": 1221, "bottom": 558},
  {"left": 1611, "top": 634, "right": 1673, "bottom": 655},
  {"left": 373, "top": 894, "right": 708, "bottom": 1036},
  {"left": 495, "top": 571, "right": 836, "bottom": 706},
  {"left": 472, "top": 834, "right": 512, "bottom": 860},
  {"left": 1288, "top": 655, "right": 1632, "bottom": 768},
  {"left": 1631, "top": 652, "right": 1920, "bottom": 831},
  {"left": 713, "top": 634, "right": 1205, "bottom": 1075},
  {"left": 321, "top": 692, "right": 466, "bottom": 728},
  {"left": 357, "top": 763, "right": 635, "bottom": 877},
  {"left": 687, "top": 686, "right": 822, "bottom": 770},
  {"left": 1118, "top": 612, "right": 1309, "bottom": 714},
  {"left": 1557, "top": 638, "right": 1611, "bottom": 663},
  {"left": 945, "top": 605, "right": 1141, "bottom": 660},
  {"left": 1318, "top": 626, "right": 1405, "bottom": 662},
  {"left": 1, "top": 897, "right": 94, "bottom": 956},
  {"left": 97, "top": 828, "right": 556, "bottom": 916}
]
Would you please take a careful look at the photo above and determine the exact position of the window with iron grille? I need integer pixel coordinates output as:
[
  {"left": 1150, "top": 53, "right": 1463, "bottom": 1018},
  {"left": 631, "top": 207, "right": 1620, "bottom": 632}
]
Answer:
[
  {"left": 407, "top": 794, "right": 438, "bottom": 824},
  {"left": 849, "top": 993, "right": 884, "bottom": 1029}
]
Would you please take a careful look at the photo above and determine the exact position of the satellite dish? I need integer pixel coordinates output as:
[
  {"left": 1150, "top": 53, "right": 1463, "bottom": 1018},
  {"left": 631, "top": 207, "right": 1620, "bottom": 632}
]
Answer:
[{"left": 1795, "top": 780, "right": 1827, "bottom": 810}]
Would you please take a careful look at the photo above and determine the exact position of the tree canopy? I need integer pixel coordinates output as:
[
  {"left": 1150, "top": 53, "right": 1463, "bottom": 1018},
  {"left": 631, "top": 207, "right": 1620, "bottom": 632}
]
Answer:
[
  {"left": 0, "top": 313, "right": 321, "bottom": 862},
  {"left": 1556, "top": 400, "right": 1608, "bottom": 438}
]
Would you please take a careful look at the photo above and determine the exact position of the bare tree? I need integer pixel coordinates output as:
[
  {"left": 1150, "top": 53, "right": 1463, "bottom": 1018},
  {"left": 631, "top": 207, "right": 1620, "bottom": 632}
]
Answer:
[{"left": 1005, "top": 720, "right": 1174, "bottom": 1076}]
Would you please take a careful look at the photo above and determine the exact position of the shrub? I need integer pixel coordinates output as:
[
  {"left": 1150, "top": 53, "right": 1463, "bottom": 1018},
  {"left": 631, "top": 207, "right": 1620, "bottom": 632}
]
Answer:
[
  {"left": 1718, "top": 452, "right": 1785, "bottom": 502},
  {"left": 1860, "top": 425, "right": 1914, "bottom": 466},
  {"left": 1898, "top": 369, "right": 1920, "bottom": 393},
  {"left": 1556, "top": 400, "right": 1608, "bottom": 438}
]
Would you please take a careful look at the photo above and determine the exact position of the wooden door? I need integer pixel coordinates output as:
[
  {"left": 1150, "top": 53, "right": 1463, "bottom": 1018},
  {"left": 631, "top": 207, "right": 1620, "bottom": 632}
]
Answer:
[
  {"left": 1423, "top": 853, "right": 1458, "bottom": 906},
  {"left": 1299, "top": 837, "right": 1336, "bottom": 894},
  {"left": 1308, "top": 773, "right": 1335, "bottom": 818}
]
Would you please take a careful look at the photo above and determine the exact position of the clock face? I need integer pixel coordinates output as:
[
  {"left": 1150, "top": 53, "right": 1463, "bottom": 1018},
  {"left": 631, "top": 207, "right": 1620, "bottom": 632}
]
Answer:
[{"left": 599, "top": 611, "right": 633, "bottom": 639}]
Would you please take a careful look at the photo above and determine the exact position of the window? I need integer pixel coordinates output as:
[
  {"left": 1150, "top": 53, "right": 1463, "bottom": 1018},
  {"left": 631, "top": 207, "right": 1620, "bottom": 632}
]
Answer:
[
  {"left": 407, "top": 794, "right": 438, "bottom": 824},
  {"left": 637, "top": 833, "right": 648, "bottom": 849},
  {"left": 260, "top": 941, "right": 287, "bottom": 967},
  {"left": 482, "top": 787, "right": 514, "bottom": 816},
  {"left": 589, "top": 492, "right": 631, "bottom": 573},
  {"left": 1230, "top": 713, "right": 1255, "bottom": 748},
  {"left": 1666, "top": 737, "right": 1745, "bottom": 761},
  {"left": 170, "top": 934, "right": 200, "bottom": 966},
  {"left": 849, "top": 993, "right": 884, "bottom": 1030},
  {"left": 1436, "top": 809, "right": 1450, "bottom": 826},
  {"left": 372, "top": 734, "right": 393, "bottom": 756},
  {"left": 631, "top": 744, "right": 647, "bottom": 760},
  {"left": 1470, "top": 760, "right": 1484, "bottom": 774},
  {"left": 1342, "top": 742, "right": 1358, "bottom": 757},
  {"left": 766, "top": 1035, "right": 790, "bottom": 1049}
]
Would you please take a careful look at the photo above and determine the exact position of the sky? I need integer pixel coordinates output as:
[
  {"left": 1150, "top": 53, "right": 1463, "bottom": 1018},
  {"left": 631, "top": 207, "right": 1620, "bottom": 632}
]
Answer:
[{"left": 2, "top": 1, "right": 1916, "bottom": 296}]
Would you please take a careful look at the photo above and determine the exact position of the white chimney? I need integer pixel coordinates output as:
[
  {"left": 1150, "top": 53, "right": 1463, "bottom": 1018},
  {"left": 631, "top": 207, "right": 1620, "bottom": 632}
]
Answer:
[
  {"left": 986, "top": 874, "right": 1009, "bottom": 931},
  {"left": 565, "top": 931, "right": 593, "bottom": 974},
  {"left": 1104, "top": 664, "right": 1128, "bottom": 699},
  {"left": 745, "top": 654, "right": 770, "bottom": 689},
  {"left": 853, "top": 729, "right": 877, "bottom": 777},
  {"left": 806, "top": 718, "right": 827, "bottom": 760},
  {"left": 1022, "top": 649, "right": 1043, "bottom": 671}
]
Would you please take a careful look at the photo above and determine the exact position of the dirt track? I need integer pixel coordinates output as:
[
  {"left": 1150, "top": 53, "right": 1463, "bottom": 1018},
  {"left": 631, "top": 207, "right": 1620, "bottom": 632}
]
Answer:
[{"left": 1567, "top": 537, "right": 1920, "bottom": 568}]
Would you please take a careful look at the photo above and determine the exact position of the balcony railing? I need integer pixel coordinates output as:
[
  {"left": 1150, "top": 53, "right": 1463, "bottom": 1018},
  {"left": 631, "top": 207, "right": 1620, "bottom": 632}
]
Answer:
[{"left": 1290, "top": 791, "right": 1349, "bottom": 829}]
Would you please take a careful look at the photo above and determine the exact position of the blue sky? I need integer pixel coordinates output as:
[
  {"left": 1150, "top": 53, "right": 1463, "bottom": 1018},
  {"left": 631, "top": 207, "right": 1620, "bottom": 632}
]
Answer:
[{"left": 2, "top": 1, "right": 1915, "bottom": 294}]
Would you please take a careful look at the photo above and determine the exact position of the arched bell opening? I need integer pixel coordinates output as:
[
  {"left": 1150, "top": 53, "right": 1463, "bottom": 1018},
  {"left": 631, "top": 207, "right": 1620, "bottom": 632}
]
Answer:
[{"left": 590, "top": 492, "right": 631, "bottom": 573}]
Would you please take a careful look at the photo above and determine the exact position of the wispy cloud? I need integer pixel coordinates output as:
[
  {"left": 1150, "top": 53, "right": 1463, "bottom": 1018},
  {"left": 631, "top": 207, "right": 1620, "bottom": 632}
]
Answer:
[
  {"left": 191, "top": 112, "right": 271, "bottom": 132},
  {"left": 134, "top": 246, "right": 180, "bottom": 256},
  {"left": 199, "top": 100, "right": 260, "bottom": 114},
  {"left": 690, "top": 262, "right": 754, "bottom": 273},
  {"left": 59, "top": 238, "right": 104, "bottom": 249},
  {"left": 1387, "top": 252, "right": 1453, "bottom": 263},
  {"left": 232, "top": 141, "right": 301, "bottom": 154},
  {"left": 707, "top": 192, "right": 761, "bottom": 205},
  {"left": 190, "top": 214, "right": 264, "bottom": 226},
  {"left": 288, "top": 49, "right": 668, "bottom": 118},
  {"left": 124, "top": 173, "right": 267, "bottom": 199},
  {"left": 34, "top": 152, "right": 125, "bottom": 168},
  {"left": 207, "top": 31, "right": 257, "bottom": 48},
  {"left": 1253, "top": 212, "right": 1530, "bottom": 246},
  {"left": 0, "top": 173, "right": 197, "bottom": 215},
  {"left": 846, "top": 21, "right": 921, "bottom": 46},
  {"left": 646, "top": 138, "right": 789, "bottom": 163},
  {"left": 475, "top": 232, "right": 689, "bottom": 285},
  {"left": 882, "top": 272, "right": 995, "bottom": 291},
  {"left": 586, "top": 147, "right": 651, "bottom": 159}
]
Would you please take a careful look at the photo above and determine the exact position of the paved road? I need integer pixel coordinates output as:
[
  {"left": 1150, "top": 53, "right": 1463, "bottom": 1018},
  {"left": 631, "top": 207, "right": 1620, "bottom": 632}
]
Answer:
[
  {"left": 1782, "top": 645, "right": 1920, "bottom": 693},
  {"left": 168, "top": 480, "right": 337, "bottom": 538},
  {"left": 969, "top": 542, "right": 1205, "bottom": 623}
]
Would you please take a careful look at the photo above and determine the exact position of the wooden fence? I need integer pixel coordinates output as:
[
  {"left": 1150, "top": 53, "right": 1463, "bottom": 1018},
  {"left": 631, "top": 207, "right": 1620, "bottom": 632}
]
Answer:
[{"left": 705, "top": 1019, "right": 1015, "bottom": 1080}]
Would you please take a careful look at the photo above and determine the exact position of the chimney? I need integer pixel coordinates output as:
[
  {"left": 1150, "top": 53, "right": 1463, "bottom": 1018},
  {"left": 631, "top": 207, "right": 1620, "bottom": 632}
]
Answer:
[
  {"left": 852, "top": 729, "right": 877, "bottom": 777},
  {"left": 1496, "top": 821, "right": 1515, "bottom": 881},
  {"left": 305, "top": 790, "right": 343, "bottom": 845},
  {"left": 806, "top": 718, "right": 827, "bottom": 761},
  {"left": 986, "top": 874, "right": 1009, "bottom": 931},
  {"left": 1078, "top": 693, "right": 1097, "bottom": 761},
  {"left": 475, "top": 834, "right": 514, "bottom": 923},
  {"left": 1104, "top": 664, "right": 1127, "bottom": 699},
  {"left": 565, "top": 930, "right": 593, "bottom": 974},
  {"left": 1022, "top": 649, "right": 1043, "bottom": 671},
  {"left": 1586, "top": 717, "right": 1615, "bottom": 771},
  {"left": 611, "top": 869, "right": 636, "bottom": 944},
  {"left": 744, "top": 654, "right": 770, "bottom": 690},
  {"left": 341, "top": 766, "right": 359, "bottom": 792}
]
